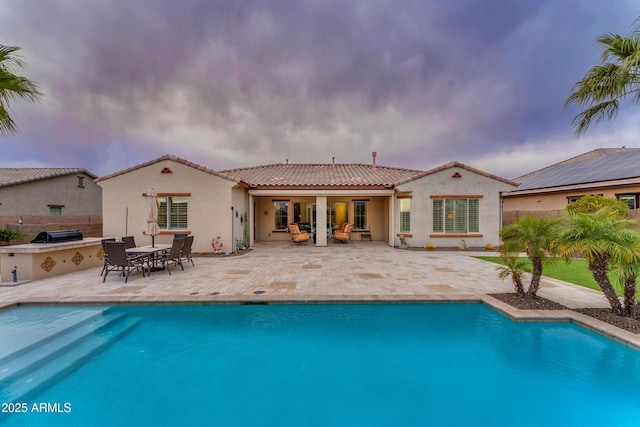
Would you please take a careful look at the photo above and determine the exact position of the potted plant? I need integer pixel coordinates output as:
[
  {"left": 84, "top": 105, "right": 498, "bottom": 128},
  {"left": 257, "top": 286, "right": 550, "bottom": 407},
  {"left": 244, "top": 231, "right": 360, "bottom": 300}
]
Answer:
[{"left": 0, "top": 228, "right": 28, "bottom": 246}]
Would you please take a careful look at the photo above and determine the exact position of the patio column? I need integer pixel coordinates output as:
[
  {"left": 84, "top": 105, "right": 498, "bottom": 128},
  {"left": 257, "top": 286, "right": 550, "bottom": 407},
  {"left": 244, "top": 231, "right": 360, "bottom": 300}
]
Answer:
[
  {"left": 388, "top": 194, "right": 395, "bottom": 247},
  {"left": 249, "top": 194, "right": 254, "bottom": 247},
  {"left": 315, "top": 196, "right": 327, "bottom": 246}
]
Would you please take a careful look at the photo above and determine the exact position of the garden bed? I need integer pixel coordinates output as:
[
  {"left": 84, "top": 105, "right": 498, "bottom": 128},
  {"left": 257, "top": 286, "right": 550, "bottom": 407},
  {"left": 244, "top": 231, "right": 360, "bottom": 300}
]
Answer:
[{"left": 490, "top": 292, "right": 640, "bottom": 334}]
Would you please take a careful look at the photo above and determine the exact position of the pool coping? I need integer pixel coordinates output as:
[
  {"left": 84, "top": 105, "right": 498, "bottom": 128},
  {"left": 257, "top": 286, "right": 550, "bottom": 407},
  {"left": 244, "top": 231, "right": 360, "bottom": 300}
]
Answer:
[{"left": 2, "top": 293, "right": 639, "bottom": 353}]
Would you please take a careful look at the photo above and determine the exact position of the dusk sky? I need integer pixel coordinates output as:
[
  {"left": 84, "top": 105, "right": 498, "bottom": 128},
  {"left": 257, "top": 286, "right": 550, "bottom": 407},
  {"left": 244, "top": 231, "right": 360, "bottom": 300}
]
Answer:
[{"left": 1, "top": 0, "right": 639, "bottom": 179}]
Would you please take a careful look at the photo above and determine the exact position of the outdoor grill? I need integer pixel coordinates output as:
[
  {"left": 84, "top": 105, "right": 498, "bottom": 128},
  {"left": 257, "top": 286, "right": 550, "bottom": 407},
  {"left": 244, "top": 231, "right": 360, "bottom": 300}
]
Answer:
[{"left": 30, "top": 230, "right": 83, "bottom": 244}]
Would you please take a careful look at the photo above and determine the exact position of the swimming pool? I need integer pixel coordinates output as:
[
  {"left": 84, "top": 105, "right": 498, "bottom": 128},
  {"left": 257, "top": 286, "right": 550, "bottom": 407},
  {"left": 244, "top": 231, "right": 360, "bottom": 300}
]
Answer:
[{"left": 1, "top": 303, "right": 640, "bottom": 426}]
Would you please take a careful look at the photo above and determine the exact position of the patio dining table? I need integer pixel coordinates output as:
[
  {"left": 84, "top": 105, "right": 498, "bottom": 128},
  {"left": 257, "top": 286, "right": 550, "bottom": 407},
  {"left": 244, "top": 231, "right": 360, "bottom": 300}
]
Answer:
[{"left": 126, "top": 244, "right": 171, "bottom": 276}]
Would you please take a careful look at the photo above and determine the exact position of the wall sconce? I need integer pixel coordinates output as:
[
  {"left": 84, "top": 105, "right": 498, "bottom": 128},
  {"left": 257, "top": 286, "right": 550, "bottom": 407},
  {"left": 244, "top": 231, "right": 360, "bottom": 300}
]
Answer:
[{"left": 18, "top": 216, "right": 23, "bottom": 224}]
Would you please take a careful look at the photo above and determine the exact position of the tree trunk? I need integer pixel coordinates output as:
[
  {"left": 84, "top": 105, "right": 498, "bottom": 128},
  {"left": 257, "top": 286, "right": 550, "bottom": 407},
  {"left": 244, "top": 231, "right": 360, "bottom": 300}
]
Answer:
[
  {"left": 512, "top": 276, "right": 525, "bottom": 296},
  {"left": 589, "top": 255, "right": 623, "bottom": 315},
  {"left": 623, "top": 277, "right": 638, "bottom": 318},
  {"left": 526, "top": 256, "right": 544, "bottom": 298}
]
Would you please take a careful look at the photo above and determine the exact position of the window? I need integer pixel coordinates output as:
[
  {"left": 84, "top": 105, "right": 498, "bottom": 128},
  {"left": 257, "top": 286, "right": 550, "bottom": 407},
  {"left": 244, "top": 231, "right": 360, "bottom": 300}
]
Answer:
[
  {"left": 77, "top": 176, "right": 85, "bottom": 188},
  {"left": 567, "top": 196, "right": 583, "bottom": 204},
  {"left": 400, "top": 199, "right": 410, "bottom": 233},
  {"left": 432, "top": 198, "right": 479, "bottom": 233},
  {"left": 354, "top": 201, "right": 368, "bottom": 230},
  {"left": 274, "top": 201, "right": 288, "bottom": 230},
  {"left": 618, "top": 194, "right": 638, "bottom": 210},
  {"left": 158, "top": 196, "right": 188, "bottom": 230},
  {"left": 49, "top": 205, "right": 63, "bottom": 216},
  {"left": 567, "top": 194, "right": 603, "bottom": 204}
]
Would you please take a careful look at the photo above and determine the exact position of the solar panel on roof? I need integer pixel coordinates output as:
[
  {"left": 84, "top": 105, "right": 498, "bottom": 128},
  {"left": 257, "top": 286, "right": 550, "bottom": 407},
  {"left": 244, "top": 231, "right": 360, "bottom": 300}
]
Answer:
[{"left": 515, "top": 150, "right": 640, "bottom": 191}]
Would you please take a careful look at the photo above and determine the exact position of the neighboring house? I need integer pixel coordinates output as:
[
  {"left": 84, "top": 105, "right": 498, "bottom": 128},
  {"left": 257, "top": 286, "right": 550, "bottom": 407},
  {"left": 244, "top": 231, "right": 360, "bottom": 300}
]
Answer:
[
  {"left": 0, "top": 168, "right": 103, "bottom": 240},
  {"left": 502, "top": 148, "right": 640, "bottom": 221},
  {"left": 96, "top": 154, "right": 516, "bottom": 252}
]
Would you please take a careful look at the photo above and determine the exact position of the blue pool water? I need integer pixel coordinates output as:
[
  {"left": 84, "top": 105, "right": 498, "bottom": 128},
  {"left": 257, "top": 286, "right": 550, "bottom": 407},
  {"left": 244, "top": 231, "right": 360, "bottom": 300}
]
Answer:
[{"left": 2, "top": 303, "right": 640, "bottom": 426}]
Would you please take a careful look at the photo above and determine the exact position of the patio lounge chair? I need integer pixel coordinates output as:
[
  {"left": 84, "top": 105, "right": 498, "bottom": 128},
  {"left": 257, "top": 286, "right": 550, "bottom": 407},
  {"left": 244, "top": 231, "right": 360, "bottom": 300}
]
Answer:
[
  {"left": 334, "top": 223, "right": 354, "bottom": 243},
  {"left": 159, "top": 237, "right": 185, "bottom": 275},
  {"left": 288, "top": 223, "right": 310, "bottom": 244},
  {"left": 102, "top": 241, "right": 147, "bottom": 283}
]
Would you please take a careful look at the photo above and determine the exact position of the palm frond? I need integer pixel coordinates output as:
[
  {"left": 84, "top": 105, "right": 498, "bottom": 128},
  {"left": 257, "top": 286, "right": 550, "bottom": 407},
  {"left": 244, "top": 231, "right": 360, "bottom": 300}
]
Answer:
[
  {"left": 566, "top": 21, "right": 640, "bottom": 135},
  {"left": 0, "top": 45, "right": 42, "bottom": 137},
  {"left": 570, "top": 100, "right": 619, "bottom": 136}
]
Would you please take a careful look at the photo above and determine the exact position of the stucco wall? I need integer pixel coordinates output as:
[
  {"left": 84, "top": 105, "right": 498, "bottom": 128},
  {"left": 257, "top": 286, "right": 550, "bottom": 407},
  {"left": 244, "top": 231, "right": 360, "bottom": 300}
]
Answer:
[
  {"left": 0, "top": 173, "right": 101, "bottom": 216},
  {"left": 395, "top": 166, "right": 516, "bottom": 248},
  {"left": 98, "top": 160, "right": 238, "bottom": 253}
]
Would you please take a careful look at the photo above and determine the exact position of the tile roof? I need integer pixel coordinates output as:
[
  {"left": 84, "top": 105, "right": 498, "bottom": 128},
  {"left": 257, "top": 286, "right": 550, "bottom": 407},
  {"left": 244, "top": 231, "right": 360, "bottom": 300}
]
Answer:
[
  {"left": 221, "top": 163, "right": 425, "bottom": 188},
  {"left": 398, "top": 161, "right": 517, "bottom": 187},
  {"left": 95, "top": 155, "right": 242, "bottom": 183},
  {"left": 0, "top": 168, "right": 97, "bottom": 188},
  {"left": 96, "top": 154, "right": 516, "bottom": 189},
  {"left": 512, "top": 149, "right": 640, "bottom": 192}
]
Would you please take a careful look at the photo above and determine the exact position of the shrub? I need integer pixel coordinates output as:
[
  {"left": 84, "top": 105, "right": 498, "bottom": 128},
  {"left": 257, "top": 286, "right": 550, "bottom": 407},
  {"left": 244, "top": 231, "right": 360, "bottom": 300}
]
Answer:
[
  {"left": 566, "top": 195, "right": 628, "bottom": 218},
  {"left": 484, "top": 243, "right": 495, "bottom": 250},
  {"left": 0, "top": 228, "right": 28, "bottom": 246},
  {"left": 424, "top": 243, "right": 436, "bottom": 250}
]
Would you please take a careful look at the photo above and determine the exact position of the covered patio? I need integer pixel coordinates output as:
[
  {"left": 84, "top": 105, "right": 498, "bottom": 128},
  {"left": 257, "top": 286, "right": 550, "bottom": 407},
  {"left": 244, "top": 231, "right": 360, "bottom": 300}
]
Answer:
[{"left": 250, "top": 192, "right": 392, "bottom": 246}]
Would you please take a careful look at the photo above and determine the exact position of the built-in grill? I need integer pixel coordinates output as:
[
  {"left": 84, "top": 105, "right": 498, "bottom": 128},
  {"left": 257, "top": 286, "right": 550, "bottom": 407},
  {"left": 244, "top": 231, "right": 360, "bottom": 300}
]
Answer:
[{"left": 30, "top": 230, "right": 83, "bottom": 244}]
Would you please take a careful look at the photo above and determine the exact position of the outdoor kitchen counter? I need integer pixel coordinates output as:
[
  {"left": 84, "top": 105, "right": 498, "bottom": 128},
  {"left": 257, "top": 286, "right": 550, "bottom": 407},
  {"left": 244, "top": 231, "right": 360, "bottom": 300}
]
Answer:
[{"left": 0, "top": 237, "right": 105, "bottom": 282}]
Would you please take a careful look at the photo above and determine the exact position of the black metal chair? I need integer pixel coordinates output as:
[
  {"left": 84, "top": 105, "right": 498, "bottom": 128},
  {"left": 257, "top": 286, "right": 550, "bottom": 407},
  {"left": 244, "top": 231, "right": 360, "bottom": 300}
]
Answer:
[
  {"left": 100, "top": 238, "right": 116, "bottom": 276},
  {"left": 159, "top": 237, "right": 185, "bottom": 275},
  {"left": 181, "top": 235, "right": 194, "bottom": 267},
  {"left": 121, "top": 236, "right": 136, "bottom": 249},
  {"left": 102, "top": 241, "right": 147, "bottom": 283}
]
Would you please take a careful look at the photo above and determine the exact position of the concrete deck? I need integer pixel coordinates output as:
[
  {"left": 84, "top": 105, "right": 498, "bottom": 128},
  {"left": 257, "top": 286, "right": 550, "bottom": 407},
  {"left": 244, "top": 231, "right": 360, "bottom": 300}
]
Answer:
[{"left": 1, "top": 242, "right": 639, "bottom": 350}]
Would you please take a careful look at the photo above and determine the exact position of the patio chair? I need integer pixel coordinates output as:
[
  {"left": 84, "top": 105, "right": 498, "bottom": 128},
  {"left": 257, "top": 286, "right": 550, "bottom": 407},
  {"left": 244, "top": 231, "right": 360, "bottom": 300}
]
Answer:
[
  {"left": 102, "top": 241, "right": 147, "bottom": 283},
  {"left": 180, "top": 235, "right": 195, "bottom": 267},
  {"left": 100, "top": 238, "right": 116, "bottom": 276},
  {"left": 159, "top": 237, "right": 185, "bottom": 275},
  {"left": 122, "top": 236, "right": 136, "bottom": 249},
  {"left": 334, "top": 223, "right": 354, "bottom": 243},
  {"left": 288, "top": 223, "right": 310, "bottom": 244}
]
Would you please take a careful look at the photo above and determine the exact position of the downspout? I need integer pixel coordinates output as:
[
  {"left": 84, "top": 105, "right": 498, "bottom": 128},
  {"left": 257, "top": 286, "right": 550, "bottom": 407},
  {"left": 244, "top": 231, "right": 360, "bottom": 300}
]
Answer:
[{"left": 231, "top": 206, "right": 235, "bottom": 253}]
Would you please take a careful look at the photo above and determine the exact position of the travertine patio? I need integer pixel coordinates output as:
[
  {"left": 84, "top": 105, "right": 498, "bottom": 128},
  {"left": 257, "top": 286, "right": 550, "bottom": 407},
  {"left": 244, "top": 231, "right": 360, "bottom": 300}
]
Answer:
[{"left": 1, "top": 242, "right": 639, "bottom": 350}]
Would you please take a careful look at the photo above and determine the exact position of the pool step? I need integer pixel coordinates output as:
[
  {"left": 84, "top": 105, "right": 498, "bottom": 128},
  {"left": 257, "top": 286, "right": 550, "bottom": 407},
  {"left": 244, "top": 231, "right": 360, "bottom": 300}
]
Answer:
[
  {"left": 0, "top": 307, "right": 107, "bottom": 362},
  {"left": 0, "top": 310, "right": 141, "bottom": 402}
]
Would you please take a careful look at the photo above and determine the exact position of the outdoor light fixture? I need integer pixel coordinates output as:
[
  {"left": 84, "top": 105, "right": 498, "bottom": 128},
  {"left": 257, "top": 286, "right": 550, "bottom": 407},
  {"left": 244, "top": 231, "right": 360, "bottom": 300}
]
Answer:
[{"left": 18, "top": 216, "right": 23, "bottom": 224}]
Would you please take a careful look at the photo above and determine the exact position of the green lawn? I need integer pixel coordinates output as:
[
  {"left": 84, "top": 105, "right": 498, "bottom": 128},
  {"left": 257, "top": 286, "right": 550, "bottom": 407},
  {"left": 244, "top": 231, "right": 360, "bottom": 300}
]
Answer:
[{"left": 474, "top": 256, "right": 624, "bottom": 295}]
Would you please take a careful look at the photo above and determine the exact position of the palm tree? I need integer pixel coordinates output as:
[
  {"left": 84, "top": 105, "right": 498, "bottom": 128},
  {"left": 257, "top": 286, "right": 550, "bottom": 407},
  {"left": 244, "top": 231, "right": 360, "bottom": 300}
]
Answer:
[
  {"left": 564, "top": 19, "right": 640, "bottom": 135},
  {"left": 499, "top": 216, "right": 560, "bottom": 298},
  {"left": 0, "top": 45, "right": 42, "bottom": 136},
  {"left": 559, "top": 209, "right": 640, "bottom": 316},
  {"left": 610, "top": 259, "right": 640, "bottom": 318},
  {"left": 496, "top": 256, "right": 528, "bottom": 296}
]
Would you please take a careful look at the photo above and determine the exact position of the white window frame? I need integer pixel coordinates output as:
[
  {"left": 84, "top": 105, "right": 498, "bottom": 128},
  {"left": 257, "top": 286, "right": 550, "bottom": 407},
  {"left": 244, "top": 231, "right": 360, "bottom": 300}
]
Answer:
[
  {"left": 354, "top": 201, "right": 368, "bottom": 230},
  {"left": 158, "top": 196, "right": 188, "bottom": 230},
  {"left": 274, "top": 201, "right": 289, "bottom": 230},
  {"left": 400, "top": 199, "right": 410, "bottom": 233},
  {"left": 432, "top": 198, "right": 479, "bottom": 234}
]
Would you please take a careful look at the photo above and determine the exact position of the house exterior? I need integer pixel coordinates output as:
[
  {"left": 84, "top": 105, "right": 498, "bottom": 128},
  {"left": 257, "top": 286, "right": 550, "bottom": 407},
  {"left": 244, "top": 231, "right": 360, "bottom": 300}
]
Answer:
[
  {"left": 96, "top": 154, "right": 516, "bottom": 252},
  {"left": 0, "top": 168, "right": 103, "bottom": 240},
  {"left": 502, "top": 148, "right": 640, "bottom": 222}
]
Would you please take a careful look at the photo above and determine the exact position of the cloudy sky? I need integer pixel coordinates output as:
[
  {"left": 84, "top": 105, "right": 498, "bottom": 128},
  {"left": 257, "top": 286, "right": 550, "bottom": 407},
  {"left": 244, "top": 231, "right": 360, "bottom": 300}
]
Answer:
[{"left": 1, "top": 0, "right": 639, "bottom": 179}]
